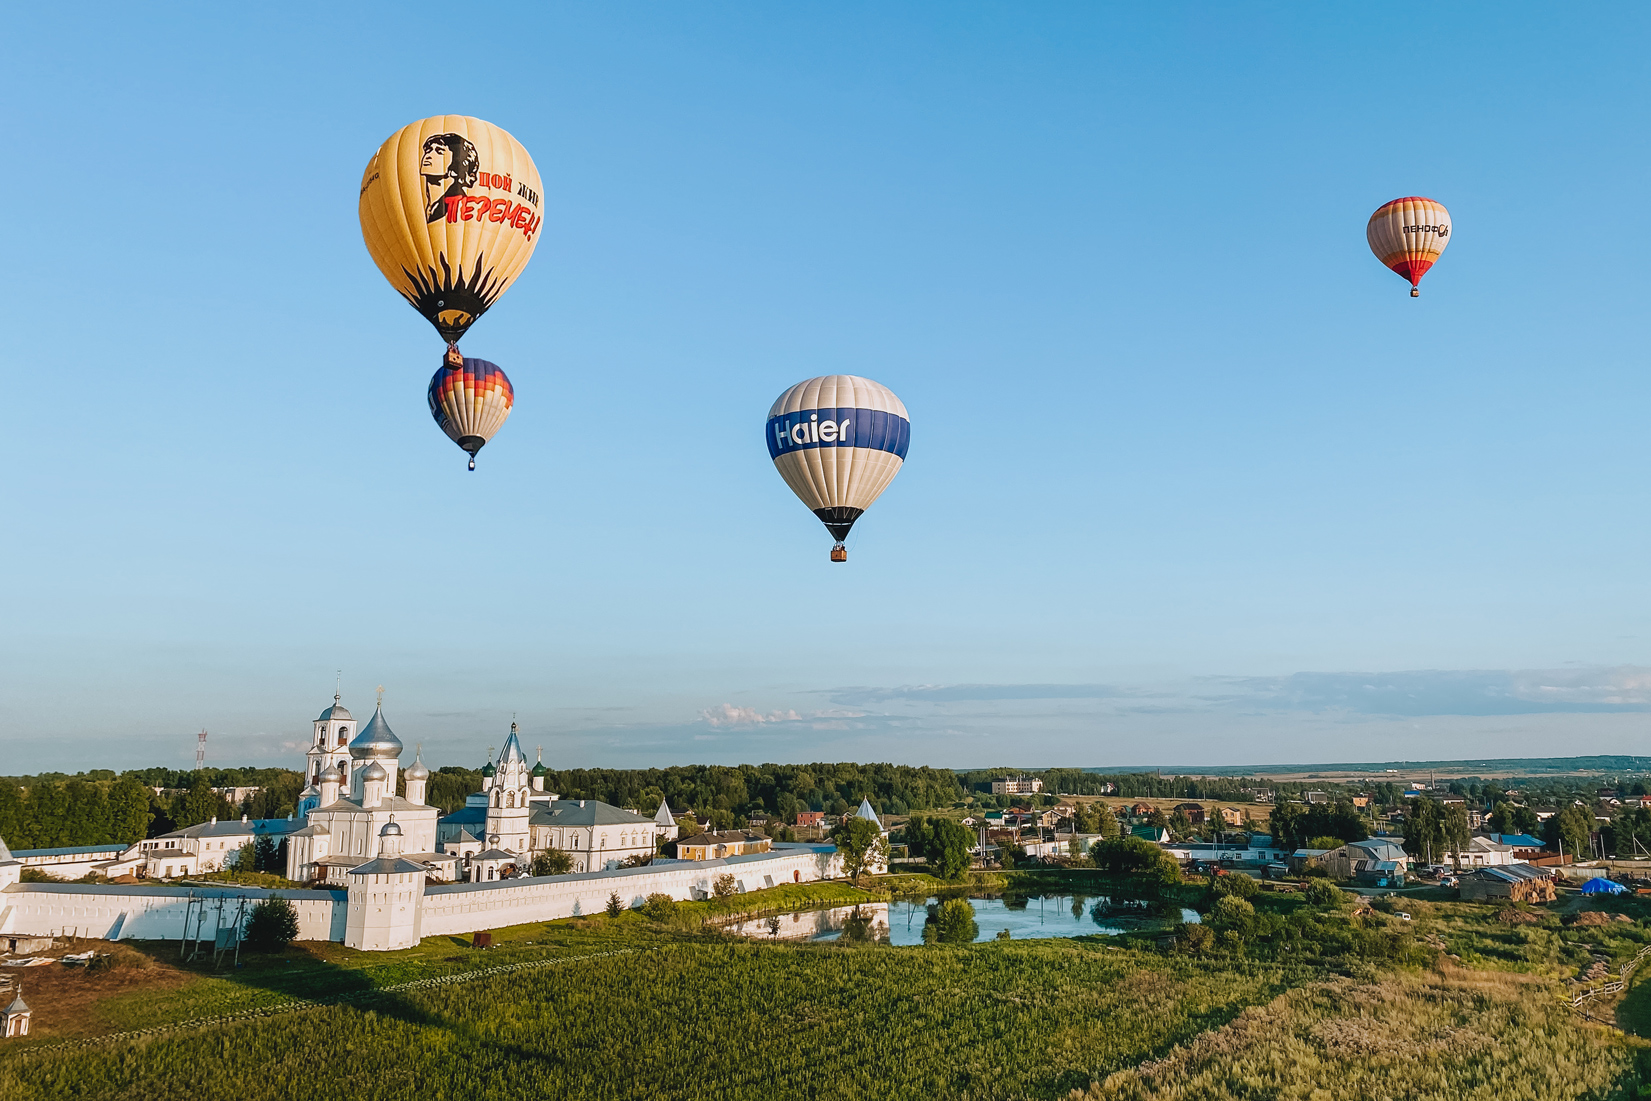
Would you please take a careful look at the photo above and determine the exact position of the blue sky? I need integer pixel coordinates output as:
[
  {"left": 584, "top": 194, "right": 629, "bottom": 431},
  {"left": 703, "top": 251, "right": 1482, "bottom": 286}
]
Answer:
[{"left": 4, "top": 5, "right": 1651, "bottom": 773}]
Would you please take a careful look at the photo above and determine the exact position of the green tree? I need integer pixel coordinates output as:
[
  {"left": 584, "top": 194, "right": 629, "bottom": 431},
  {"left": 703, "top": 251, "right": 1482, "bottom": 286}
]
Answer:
[
  {"left": 175, "top": 779, "right": 221, "bottom": 829},
  {"left": 903, "top": 815, "right": 933, "bottom": 858},
  {"left": 605, "top": 892, "right": 623, "bottom": 917},
  {"left": 243, "top": 895, "right": 300, "bottom": 952},
  {"left": 531, "top": 849, "right": 573, "bottom": 876},
  {"left": 107, "top": 778, "right": 152, "bottom": 844},
  {"left": 927, "top": 818, "right": 973, "bottom": 880},
  {"left": 1097, "top": 805, "right": 1121, "bottom": 840},
  {"left": 1442, "top": 804, "right": 1471, "bottom": 872},
  {"left": 830, "top": 816, "right": 888, "bottom": 885},
  {"left": 1403, "top": 798, "right": 1445, "bottom": 863},
  {"left": 254, "top": 834, "right": 279, "bottom": 873},
  {"left": 1543, "top": 805, "right": 1592, "bottom": 861},
  {"left": 712, "top": 873, "right": 737, "bottom": 898},
  {"left": 1208, "top": 895, "right": 1256, "bottom": 940},
  {"left": 232, "top": 841, "right": 256, "bottom": 870}
]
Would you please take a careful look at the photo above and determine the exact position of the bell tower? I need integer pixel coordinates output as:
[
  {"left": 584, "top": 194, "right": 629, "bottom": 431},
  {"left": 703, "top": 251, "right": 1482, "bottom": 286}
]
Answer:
[
  {"left": 300, "top": 685, "right": 356, "bottom": 819},
  {"left": 484, "top": 722, "right": 532, "bottom": 854}
]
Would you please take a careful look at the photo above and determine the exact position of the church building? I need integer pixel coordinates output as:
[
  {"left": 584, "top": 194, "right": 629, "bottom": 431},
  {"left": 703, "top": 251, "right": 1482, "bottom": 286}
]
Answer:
[
  {"left": 435, "top": 723, "right": 676, "bottom": 877},
  {"left": 286, "top": 693, "right": 455, "bottom": 884}
]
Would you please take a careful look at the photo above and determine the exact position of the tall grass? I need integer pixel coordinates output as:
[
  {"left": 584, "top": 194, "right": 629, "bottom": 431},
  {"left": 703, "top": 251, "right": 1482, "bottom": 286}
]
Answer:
[{"left": 1076, "top": 967, "right": 1638, "bottom": 1101}]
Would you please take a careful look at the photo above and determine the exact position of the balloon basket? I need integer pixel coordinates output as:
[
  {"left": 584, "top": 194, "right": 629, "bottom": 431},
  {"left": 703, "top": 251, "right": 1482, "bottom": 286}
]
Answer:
[
  {"left": 1410, "top": 287, "right": 1420, "bottom": 297},
  {"left": 830, "top": 543, "right": 847, "bottom": 563},
  {"left": 467, "top": 459, "right": 476, "bottom": 471},
  {"left": 445, "top": 344, "right": 465, "bottom": 368}
]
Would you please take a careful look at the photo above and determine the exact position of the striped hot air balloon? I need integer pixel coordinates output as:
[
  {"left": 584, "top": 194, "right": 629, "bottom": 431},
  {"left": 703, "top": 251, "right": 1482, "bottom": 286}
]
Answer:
[
  {"left": 1367, "top": 197, "right": 1452, "bottom": 297},
  {"left": 428, "top": 354, "right": 514, "bottom": 470},
  {"left": 766, "top": 375, "right": 910, "bottom": 562}
]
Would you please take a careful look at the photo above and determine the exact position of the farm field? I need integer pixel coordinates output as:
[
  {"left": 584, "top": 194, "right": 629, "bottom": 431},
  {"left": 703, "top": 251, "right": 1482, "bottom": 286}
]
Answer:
[{"left": 5, "top": 878, "right": 1651, "bottom": 1100}]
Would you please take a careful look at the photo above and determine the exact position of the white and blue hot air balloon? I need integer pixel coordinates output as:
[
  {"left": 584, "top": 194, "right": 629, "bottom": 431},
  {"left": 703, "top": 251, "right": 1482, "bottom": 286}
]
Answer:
[{"left": 766, "top": 375, "right": 910, "bottom": 562}]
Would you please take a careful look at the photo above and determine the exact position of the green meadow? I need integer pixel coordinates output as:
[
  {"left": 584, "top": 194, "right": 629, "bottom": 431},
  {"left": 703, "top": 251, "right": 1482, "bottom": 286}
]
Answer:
[{"left": 5, "top": 878, "right": 1651, "bottom": 1101}]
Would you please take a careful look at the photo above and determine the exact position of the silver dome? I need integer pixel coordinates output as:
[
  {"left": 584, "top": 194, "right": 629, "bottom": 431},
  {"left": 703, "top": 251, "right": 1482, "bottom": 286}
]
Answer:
[
  {"left": 380, "top": 819, "right": 403, "bottom": 836},
  {"left": 362, "top": 760, "right": 388, "bottom": 782},
  {"left": 348, "top": 703, "right": 403, "bottom": 760},
  {"left": 404, "top": 758, "right": 430, "bottom": 780},
  {"left": 316, "top": 693, "right": 353, "bottom": 723}
]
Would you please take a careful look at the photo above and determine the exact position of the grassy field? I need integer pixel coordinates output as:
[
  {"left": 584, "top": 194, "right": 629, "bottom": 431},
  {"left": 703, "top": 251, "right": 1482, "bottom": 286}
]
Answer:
[{"left": 4, "top": 877, "right": 1651, "bottom": 1100}]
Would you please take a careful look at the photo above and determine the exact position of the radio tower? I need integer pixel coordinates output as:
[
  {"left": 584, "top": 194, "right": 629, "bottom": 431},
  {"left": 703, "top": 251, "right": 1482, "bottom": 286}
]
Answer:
[{"left": 196, "top": 728, "right": 208, "bottom": 772}]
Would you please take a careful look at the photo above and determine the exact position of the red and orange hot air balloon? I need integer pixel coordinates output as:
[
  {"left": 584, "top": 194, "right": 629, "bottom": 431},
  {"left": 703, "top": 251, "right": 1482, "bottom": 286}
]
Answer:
[{"left": 1367, "top": 197, "right": 1452, "bottom": 297}]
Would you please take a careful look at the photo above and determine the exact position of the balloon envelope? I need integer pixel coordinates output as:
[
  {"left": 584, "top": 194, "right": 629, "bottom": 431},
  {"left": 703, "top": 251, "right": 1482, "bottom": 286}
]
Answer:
[
  {"left": 766, "top": 375, "right": 909, "bottom": 543},
  {"left": 429, "top": 357, "right": 514, "bottom": 462},
  {"left": 1367, "top": 197, "right": 1451, "bottom": 293},
  {"left": 360, "top": 116, "right": 543, "bottom": 344}
]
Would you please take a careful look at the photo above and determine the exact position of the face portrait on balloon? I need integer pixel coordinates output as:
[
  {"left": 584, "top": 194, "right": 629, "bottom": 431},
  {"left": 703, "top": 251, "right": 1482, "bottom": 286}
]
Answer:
[{"left": 421, "top": 133, "right": 480, "bottom": 224}]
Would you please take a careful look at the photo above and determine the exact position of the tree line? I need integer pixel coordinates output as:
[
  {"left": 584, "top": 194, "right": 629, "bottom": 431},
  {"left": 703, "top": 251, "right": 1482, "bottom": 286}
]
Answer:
[{"left": 0, "top": 769, "right": 305, "bottom": 851}]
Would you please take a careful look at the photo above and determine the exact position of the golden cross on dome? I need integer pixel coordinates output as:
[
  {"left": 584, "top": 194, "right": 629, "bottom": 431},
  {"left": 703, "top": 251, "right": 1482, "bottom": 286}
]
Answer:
[{"left": 376, "top": 685, "right": 385, "bottom": 706}]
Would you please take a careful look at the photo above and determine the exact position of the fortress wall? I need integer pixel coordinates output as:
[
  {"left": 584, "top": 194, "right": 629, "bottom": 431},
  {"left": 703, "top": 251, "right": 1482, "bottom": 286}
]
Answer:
[
  {"left": 0, "top": 845, "right": 841, "bottom": 950},
  {"left": 420, "top": 846, "right": 840, "bottom": 938},
  {"left": 0, "top": 884, "right": 345, "bottom": 943}
]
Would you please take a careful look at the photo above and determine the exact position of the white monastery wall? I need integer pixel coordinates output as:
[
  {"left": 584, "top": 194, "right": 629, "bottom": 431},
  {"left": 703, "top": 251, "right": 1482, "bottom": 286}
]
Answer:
[
  {"left": 421, "top": 845, "right": 840, "bottom": 937},
  {"left": 0, "top": 845, "right": 840, "bottom": 950},
  {"left": 0, "top": 884, "right": 345, "bottom": 943}
]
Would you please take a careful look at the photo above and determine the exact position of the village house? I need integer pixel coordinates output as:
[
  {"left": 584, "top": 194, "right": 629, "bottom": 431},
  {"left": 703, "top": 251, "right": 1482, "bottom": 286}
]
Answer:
[
  {"left": 1438, "top": 836, "right": 1515, "bottom": 869},
  {"left": 1217, "top": 806, "right": 1245, "bottom": 827},
  {"left": 1173, "top": 803, "right": 1206, "bottom": 825},
  {"left": 795, "top": 811, "right": 825, "bottom": 829},
  {"left": 674, "top": 830, "right": 772, "bottom": 861},
  {"left": 1316, "top": 838, "right": 1411, "bottom": 883}
]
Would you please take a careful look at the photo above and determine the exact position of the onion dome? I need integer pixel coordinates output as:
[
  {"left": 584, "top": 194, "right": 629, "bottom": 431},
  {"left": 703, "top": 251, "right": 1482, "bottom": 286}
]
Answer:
[
  {"left": 317, "top": 692, "right": 353, "bottom": 722},
  {"left": 362, "top": 760, "right": 388, "bottom": 782},
  {"left": 531, "top": 761, "right": 548, "bottom": 778},
  {"left": 349, "top": 702, "right": 403, "bottom": 760},
  {"left": 404, "top": 755, "right": 429, "bottom": 781},
  {"left": 380, "top": 818, "right": 402, "bottom": 837},
  {"left": 481, "top": 760, "right": 496, "bottom": 778}
]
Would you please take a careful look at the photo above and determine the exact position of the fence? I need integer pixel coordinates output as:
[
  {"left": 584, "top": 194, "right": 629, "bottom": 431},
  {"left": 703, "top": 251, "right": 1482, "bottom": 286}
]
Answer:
[{"left": 1567, "top": 942, "right": 1651, "bottom": 1010}]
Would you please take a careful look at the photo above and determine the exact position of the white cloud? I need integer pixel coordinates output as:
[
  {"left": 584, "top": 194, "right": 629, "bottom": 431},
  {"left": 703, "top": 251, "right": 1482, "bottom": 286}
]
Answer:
[{"left": 699, "top": 703, "right": 802, "bottom": 726}]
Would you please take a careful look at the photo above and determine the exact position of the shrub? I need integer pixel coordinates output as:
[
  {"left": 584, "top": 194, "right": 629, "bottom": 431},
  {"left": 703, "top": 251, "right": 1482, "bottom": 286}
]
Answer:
[
  {"left": 1209, "top": 895, "right": 1257, "bottom": 940},
  {"left": 243, "top": 895, "right": 299, "bottom": 952},
  {"left": 605, "top": 892, "right": 623, "bottom": 918},
  {"left": 639, "top": 893, "right": 679, "bottom": 921},
  {"left": 1303, "top": 880, "right": 1346, "bottom": 908},
  {"left": 712, "top": 873, "right": 737, "bottom": 898},
  {"left": 1208, "top": 871, "right": 1258, "bottom": 901},
  {"left": 1179, "top": 923, "right": 1215, "bottom": 953}
]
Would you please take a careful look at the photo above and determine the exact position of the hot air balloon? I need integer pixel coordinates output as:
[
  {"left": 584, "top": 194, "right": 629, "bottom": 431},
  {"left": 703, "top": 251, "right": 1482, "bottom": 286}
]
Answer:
[
  {"left": 1367, "top": 197, "right": 1451, "bottom": 297},
  {"left": 429, "top": 353, "right": 514, "bottom": 471},
  {"left": 359, "top": 116, "right": 543, "bottom": 350},
  {"left": 767, "top": 375, "right": 910, "bottom": 562}
]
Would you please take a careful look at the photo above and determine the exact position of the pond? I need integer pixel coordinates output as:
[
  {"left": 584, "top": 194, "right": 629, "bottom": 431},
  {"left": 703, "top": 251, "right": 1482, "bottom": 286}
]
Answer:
[{"left": 722, "top": 894, "right": 1199, "bottom": 946}]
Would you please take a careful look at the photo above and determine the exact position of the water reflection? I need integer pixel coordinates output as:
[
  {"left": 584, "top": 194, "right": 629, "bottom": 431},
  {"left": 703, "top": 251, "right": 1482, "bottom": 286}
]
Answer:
[{"left": 722, "top": 894, "right": 1187, "bottom": 946}]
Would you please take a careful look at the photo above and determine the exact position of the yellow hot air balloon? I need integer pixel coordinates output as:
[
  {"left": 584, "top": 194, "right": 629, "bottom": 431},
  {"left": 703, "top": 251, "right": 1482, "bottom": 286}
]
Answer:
[
  {"left": 1367, "top": 197, "right": 1451, "bottom": 297},
  {"left": 359, "top": 116, "right": 543, "bottom": 346}
]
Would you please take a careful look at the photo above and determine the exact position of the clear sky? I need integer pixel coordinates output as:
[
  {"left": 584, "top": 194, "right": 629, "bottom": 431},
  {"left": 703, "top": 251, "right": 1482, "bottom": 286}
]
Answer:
[{"left": 5, "top": 5, "right": 1651, "bottom": 773}]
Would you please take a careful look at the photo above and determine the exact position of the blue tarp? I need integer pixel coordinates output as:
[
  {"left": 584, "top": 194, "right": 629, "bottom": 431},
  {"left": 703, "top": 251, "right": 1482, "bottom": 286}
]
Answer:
[{"left": 1580, "top": 877, "right": 1628, "bottom": 895}]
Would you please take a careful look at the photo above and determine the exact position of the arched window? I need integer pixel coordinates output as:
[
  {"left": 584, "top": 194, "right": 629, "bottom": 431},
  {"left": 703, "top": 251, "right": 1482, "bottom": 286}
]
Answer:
[{"left": 506, "top": 792, "right": 514, "bottom": 809}]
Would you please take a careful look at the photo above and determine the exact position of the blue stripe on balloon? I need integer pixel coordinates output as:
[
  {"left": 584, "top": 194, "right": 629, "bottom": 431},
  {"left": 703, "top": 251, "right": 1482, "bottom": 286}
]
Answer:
[{"left": 766, "top": 408, "right": 911, "bottom": 460}]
